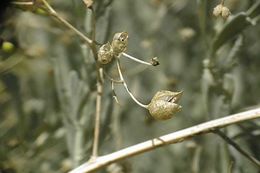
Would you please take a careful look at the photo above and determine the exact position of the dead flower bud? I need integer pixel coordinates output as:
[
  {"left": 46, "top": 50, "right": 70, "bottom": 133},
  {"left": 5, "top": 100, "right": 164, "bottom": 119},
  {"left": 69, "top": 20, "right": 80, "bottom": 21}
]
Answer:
[
  {"left": 98, "top": 42, "right": 114, "bottom": 64},
  {"left": 82, "top": 0, "right": 93, "bottom": 8},
  {"left": 112, "top": 32, "right": 129, "bottom": 57},
  {"left": 150, "top": 57, "right": 160, "bottom": 66},
  {"left": 221, "top": 6, "right": 231, "bottom": 19},
  {"left": 213, "top": 4, "right": 223, "bottom": 17},
  {"left": 213, "top": 4, "right": 231, "bottom": 19},
  {"left": 148, "top": 90, "right": 183, "bottom": 120}
]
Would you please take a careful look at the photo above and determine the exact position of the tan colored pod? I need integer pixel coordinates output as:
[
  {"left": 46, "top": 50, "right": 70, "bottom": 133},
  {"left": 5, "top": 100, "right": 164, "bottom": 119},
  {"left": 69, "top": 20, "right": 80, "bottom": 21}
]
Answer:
[
  {"left": 148, "top": 90, "right": 183, "bottom": 120},
  {"left": 221, "top": 6, "right": 231, "bottom": 19},
  {"left": 213, "top": 4, "right": 223, "bottom": 17},
  {"left": 98, "top": 42, "right": 114, "bottom": 64},
  {"left": 111, "top": 32, "right": 128, "bottom": 57}
]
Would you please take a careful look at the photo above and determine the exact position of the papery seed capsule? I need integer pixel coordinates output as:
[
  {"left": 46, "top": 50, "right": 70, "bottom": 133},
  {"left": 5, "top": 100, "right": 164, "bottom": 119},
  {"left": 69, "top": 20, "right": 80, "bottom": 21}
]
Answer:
[
  {"left": 221, "top": 6, "right": 231, "bottom": 19},
  {"left": 111, "top": 32, "right": 128, "bottom": 57},
  {"left": 213, "top": 4, "right": 223, "bottom": 17},
  {"left": 98, "top": 42, "right": 114, "bottom": 64},
  {"left": 148, "top": 90, "right": 183, "bottom": 120}
]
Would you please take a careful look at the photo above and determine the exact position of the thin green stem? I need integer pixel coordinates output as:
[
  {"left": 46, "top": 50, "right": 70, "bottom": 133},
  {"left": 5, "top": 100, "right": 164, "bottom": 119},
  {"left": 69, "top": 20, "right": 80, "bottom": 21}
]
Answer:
[{"left": 213, "top": 130, "right": 260, "bottom": 168}]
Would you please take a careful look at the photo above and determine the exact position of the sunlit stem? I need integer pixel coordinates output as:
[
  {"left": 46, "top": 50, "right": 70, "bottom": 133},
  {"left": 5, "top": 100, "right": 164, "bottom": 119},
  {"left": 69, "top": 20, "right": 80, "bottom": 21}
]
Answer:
[
  {"left": 11, "top": 1, "right": 34, "bottom": 5},
  {"left": 122, "top": 53, "right": 152, "bottom": 66},
  {"left": 111, "top": 81, "right": 120, "bottom": 104},
  {"left": 116, "top": 60, "right": 148, "bottom": 109}
]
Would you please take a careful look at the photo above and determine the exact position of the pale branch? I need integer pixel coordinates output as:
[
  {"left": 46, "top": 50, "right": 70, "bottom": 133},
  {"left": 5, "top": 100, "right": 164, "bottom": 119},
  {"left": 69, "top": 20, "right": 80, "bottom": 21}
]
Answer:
[
  {"left": 41, "top": 0, "right": 93, "bottom": 45},
  {"left": 69, "top": 107, "right": 260, "bottom": 173},
  {"left": 11, "top": 1, "right": 34, "bottom": 5},
  {"left": 92, "top": 74, "right": 103, "bottom": 157}
]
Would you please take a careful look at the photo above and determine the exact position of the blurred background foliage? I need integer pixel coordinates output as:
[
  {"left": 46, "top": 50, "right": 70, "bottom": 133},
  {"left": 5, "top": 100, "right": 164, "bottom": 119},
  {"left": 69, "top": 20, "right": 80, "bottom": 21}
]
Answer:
[{"left": 1, "top": 0, "right": 260, "bottom": 172}]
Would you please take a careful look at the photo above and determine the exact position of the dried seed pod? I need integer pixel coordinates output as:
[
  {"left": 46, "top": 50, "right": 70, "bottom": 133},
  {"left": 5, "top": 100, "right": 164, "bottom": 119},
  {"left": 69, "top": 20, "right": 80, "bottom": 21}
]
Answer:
[
  {"left": 213, "top": 4, "right": 223, "bottom": 17},
  {"left": 221, "top": 6, "right": 231, "bottom": 19},
  {"left": 111, "top": 32, "right": 128, "bottom": 57},
  {"left": 98, "top": 42, "right": 114, "bottom": 64},
  {"left": 150, "top": 57, "right": 159, "bottom": 66},
  {"left": 148, "top": 90, "right": 183, "bottom": 120},
  {"left": 213, "top": 4, "right": 231, "bottom": 19}
]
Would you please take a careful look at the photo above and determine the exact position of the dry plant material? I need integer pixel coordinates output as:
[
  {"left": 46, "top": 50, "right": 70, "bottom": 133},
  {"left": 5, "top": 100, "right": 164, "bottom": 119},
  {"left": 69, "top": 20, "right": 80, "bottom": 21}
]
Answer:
[
  {"left": 213, "top": 3, "right": 231, "bottom": 19},
  {"left": 148, "top": 91, "right": 183, "bottom": 120},
  {"left": 98, "top": 42, "right": 114, "bottom": 64},
  {"left": 82, "top": 0, "right": 93, "bottom": 8},
  {"left": 112, "top": 32, "right": 129, "bottom": 57}
]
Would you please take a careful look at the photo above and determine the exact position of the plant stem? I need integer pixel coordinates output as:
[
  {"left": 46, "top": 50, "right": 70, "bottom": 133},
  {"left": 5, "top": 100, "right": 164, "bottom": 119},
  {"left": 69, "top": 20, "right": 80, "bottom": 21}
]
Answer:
[
  {"left": 92, "top": 68, "right": 103, "bottom": 158},
  {"left": 41, "top": 0, "right": 92, "bottom": 45},
  {"left": 11, "top": 1, "right": 34, "bottom": 5},
  {"left": 69, "top": 107, "right": 260, "bottom": 173},
  {"left": 122, "top": 53, "right": 152, "bottom": 66},
  {"left": 42, "top": 0, "right": 103, "bottom": 159},
  {"left": 116, "top": 59, "right": 148, "bottom": 109},
  {"left": 213, "top": 129, "right": 260, "bottom": 168},
  {"left": 91, "top": 6, "right": 102, "bottom": 158}
]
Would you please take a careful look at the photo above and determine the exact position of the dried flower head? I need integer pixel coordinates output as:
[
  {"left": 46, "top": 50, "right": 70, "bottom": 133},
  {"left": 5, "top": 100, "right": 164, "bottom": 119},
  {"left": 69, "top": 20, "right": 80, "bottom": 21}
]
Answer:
[
  {"left": 221, "top": 6, "right": 231, "bottom": 19},
  {"left": 98, "top": 42, "right": 114, "bottom": 64},
  {"left": 213, "top": 4, "right": 223, "bottom": 17},
  {"left": 112, "top": 32, "right": 129, "bottom": 57},
  {"left": 148, "top": 90, "right": 183, "bottom": 120},
  {"left": 82, "top": 0, "right": 93, "bottom": 8},
  {"left": 213, "top": 4, "right": 231, "bottom": 19}
]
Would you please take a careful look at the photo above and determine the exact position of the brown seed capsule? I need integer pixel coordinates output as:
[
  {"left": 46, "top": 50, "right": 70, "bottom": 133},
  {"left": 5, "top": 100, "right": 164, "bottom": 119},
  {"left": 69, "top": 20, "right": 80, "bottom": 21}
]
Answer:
[
  {"left": 111, "top": 32, "right": 128, "bottom": 57},
  {"left": 148, "top": 90, "right": 183, "bottom": 120},
  {"left": 98, "top": 42, "right": 114, "bottom": 64}
]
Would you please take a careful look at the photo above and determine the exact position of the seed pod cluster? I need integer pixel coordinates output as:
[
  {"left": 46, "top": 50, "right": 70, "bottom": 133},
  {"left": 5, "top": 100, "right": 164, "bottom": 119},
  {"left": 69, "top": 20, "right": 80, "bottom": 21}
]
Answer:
[
  {"left": 213, "top": 4, "right": 231, "bottom": 19},
  {"left": 111, "top": 32, "right": 128, "bottom": 57},
  {"left": 148, "top": 90, "right": 183, "bottom": 120},
  {"left": 98, "top": 32, "right": 129, "bottom": 64},
  {"left": 98, "top": 42, "right": 114, "bottom": 64}
]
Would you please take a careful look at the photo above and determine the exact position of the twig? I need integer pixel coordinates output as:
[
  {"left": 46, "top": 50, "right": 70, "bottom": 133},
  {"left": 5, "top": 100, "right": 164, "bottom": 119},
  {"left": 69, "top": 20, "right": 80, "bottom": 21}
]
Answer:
[
  {"left": 41, "top": 0, "right": 93, "bottom": 45},
  {"left": 116, "top": 59, "right": 148, "bottom": 109},
  {"left": 92, "top": 69, "right": 103, "bottom": 158},
  {"left": 69, "top": 107, "right": 260, "bottom": 173},
  {"left": 41, "top": 0, "right": 102, "bottom": 158},
  {"left": 213, "top": 129, "right": 260, "bottom": 168},
  {"left": 11, "top": 1, "right": 34, "bottom": 5},
  {"left": 122, "top": 53, "right": 153, "bottom": 66},
  {"left": 111, "top": 81, "right": 120, "bottom": 105}
]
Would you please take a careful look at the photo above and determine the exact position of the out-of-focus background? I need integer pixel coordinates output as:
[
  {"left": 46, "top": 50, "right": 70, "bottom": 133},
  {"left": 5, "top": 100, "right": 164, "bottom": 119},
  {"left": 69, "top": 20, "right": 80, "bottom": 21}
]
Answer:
[{"left": 1, "top": 0, "right": 260, "bottom": 172}]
